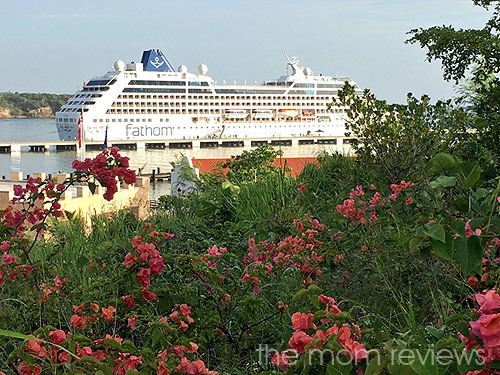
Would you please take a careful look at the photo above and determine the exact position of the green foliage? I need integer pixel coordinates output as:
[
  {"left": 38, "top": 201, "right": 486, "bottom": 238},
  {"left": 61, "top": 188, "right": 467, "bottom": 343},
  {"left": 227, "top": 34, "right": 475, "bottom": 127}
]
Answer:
[
  {"left": 336, "top": 83, "right": 470, "bottom": 184},
  {"left": 0, "top": 92, "right": 71, "bottom": 117},
  {"left": 218, "top": 145, "right": 288, "bottom": 185}
]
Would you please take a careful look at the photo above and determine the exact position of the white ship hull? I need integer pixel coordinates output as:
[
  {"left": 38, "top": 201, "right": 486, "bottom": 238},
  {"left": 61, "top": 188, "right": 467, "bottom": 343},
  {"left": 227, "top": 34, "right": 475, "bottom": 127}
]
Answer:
[{"left": 56, "top": 49, "right": 362, "bottom": 143}]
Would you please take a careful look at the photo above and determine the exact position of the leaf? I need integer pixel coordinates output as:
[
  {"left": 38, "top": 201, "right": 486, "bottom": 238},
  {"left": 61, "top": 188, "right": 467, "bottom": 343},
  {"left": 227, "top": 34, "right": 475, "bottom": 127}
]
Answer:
[
  {"left": 430, "top": 232, "right": 453, "bottom": 260},
  {"left": 292, "top": 289, "right": 308, "bottom": 304},
  {"left": 216, "top": 261, "right": 223, "bottom": 275},
  {"left": 427, "top": 153, "right": 457, "bottom": 174},
  {"left": 365, "top": 355, "right": 390, "bottom": 375},
  {"left": 408, "top": 237, "right": 423, "bottom": 251},
  {"left": 425, "top": 222, "right": 446, "bottom": 243},
  {"left": 79, "top": 356, "right": 102, "bottom": 365},
  {"left": 0, "top": 329, "right": 44, "bottom": 341},
  {"left": 429, "top": 175, "right": 456, "bottom": 189},
  {"left": 309, "top": 294, "right": 320, "bottom": 309},
  {"left": 408, "top": 349, "right": 438, "bottom": 375},
  {"left": 450, "top": 219, "right": 466, "bottom": 237},
  {"left": 459, "top": 164, "right": 481, "bottom": 190},
  {"left": 88, "top": 181, "right": 97, "bottom": 194},
  {"left": 444, "top": 314, "right": 466, "bottom": 326},
  {"left": 370, "top": 316, "right": 382, "bottom": 333},
  {"left": 327, "top": 360, "right": 353, "bottom": 375},
  {"left": 453, "top": 236, "right": 483, "bottom": 276}
]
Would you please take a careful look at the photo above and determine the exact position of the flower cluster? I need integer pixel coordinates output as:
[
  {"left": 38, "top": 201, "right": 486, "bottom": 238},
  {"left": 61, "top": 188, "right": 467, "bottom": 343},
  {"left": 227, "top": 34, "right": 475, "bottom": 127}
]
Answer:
[
  {"left": 460, "top": 289, "right": 500, "bottom": 373},
  {"left": 336, "top": 181, "right": 414, "bottom": 225},
  {"left": 69, "top": 302, "right": 116, "bottom": 330},
  {"left": 122, "top": 224, "right": 172, "bottom": 302},
  {"left": 160, "top": 303, "right": 195, "bottom": 332},
  {"left": 15, "top": 328, "right": 215, "bottom": 375},
  {"left": 244, "top": 217, "right": 325, "bottom": 284},
  {"left": 272, "top": 295, "right": 367, "bottom": 371},
  {"left": 72, "top": 146, "right": 136, "bottom": 201}
]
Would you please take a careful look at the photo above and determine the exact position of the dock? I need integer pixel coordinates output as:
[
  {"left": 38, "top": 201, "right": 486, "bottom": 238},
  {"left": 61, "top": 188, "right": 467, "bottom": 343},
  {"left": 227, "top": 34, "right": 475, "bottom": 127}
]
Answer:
[{"left": 0, "top": 136, "right": 351, "bottom": 154}]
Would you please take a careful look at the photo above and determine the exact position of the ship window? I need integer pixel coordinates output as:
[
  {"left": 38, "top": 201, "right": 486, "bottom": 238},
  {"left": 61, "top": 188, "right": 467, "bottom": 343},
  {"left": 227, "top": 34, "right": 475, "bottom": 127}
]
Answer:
[
  {"left": 93, "top": 119, "right": 97, "bottom": 122},
  {"left": 118, "top": 119, "right": 122, "bottom": 122},
  {"left": 130, "top": 119, "right": 134, "bottom": 122},
  {"left": 99, "top": 119, "right": 103, "bottom": 122},
  {"left": 148, "top": 119, "right": 152, "bottom": 122},
  {"left": 160, "top": 119, "right": 163, "bottom": 122}
]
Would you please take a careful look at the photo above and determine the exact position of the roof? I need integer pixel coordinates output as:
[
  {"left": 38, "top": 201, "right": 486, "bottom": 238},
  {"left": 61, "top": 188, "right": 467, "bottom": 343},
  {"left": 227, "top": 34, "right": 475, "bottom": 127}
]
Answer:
[{"left": 191, "top": 157, "right": 318, "bottom": 178}]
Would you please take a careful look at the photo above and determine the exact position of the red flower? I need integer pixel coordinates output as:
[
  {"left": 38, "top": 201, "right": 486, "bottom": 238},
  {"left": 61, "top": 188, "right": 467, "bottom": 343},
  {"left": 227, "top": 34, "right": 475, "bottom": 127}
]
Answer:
[
  {"left": 475, "top": 290, "right": 500, "bottom": 314},
  {"left": 288, "top": 331, "right": 312, "bottom": 354},
  {"left": 128, "top": 315, "right": 138, "bottom": 330},
  {"left": 18, "top": 362, "right": 41, "bottom": 375},
  {"left": 101, "top": 306, "right": 116, "bottom": 321},
  {"left": 291, "top": 312, "right": 316, "bottom": 331}
]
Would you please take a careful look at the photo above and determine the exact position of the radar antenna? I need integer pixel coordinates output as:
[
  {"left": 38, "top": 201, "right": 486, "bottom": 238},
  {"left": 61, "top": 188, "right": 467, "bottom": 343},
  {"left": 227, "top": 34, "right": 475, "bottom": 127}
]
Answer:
[{"left": 284, "top": 52, "right": 302, "bottom": 75}]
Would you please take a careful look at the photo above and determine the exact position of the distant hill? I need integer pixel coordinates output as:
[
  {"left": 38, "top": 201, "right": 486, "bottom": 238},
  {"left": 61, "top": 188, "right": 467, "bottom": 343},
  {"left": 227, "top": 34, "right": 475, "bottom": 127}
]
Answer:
[{"left": 0, "top": 92, "right": 71, "bottom": 118}]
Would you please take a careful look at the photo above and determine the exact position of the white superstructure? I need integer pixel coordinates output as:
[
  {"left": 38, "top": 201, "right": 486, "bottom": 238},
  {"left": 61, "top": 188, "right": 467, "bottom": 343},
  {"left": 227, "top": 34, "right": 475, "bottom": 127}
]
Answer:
[{"left": 55, "top": 49, "right": 362, "bottom": 142}]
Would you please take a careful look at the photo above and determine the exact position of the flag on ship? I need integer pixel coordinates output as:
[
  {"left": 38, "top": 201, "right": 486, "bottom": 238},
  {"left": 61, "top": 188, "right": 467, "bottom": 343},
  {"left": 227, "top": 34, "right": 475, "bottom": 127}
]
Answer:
[
  {"left": 78, "top": 116, "right": 82, "bottom": 148},
  {"left": 104, "top": 124, "right": 108, "bottom": 149}
]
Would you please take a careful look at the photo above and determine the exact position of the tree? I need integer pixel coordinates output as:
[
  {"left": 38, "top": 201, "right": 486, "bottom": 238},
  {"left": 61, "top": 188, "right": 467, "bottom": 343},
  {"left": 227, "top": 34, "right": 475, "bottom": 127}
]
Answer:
[
  {"left": 336, "top": 83, "right": 470, "bottom": 184},
  {"left": 407, "top": 0, "right": 500, "bottom": 164}
]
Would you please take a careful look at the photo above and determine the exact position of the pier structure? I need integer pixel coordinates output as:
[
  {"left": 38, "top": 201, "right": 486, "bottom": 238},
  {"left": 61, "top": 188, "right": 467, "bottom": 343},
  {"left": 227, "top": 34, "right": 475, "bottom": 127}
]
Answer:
[{"left": 0, "top": 136, "right": 351, "bottom": 154}]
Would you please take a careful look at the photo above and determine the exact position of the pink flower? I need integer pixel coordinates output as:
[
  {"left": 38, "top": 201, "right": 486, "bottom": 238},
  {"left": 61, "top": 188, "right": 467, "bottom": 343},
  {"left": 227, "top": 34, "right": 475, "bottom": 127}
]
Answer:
[
  {"left": 405, "top": 197, "right": 413, "bottom": 205},
  {"left": 291, "top": 312, "right": 316, "bottom": 331},
  {"left": 475, "top": 290, "right": 500, "bottom": 314},
  {"left": 150, "top": 230, "right": 159, "bottom": 238},
  {"left": 289, "top": 331, "right": 312, "bottom": 354},
  {"left": 0, "top": 241, "right": 10, "bottom": 252},
  {"left": 101, "top": 306, "right": 116, "bottom": 321},
  {"left": 128, "top": 315, "right": 138, "bottom": 330},
  {"left": 241, "top": 274, "right": 250, "bottom": 282},
  {"left": 253, "top": 286, "right": 261, "bottom": 295},
  {"left": 298, "top": 184, "right": 306, "bottom": 191},
  {"left": 466, "top": 220, "right": 482, "bottom": 237}
]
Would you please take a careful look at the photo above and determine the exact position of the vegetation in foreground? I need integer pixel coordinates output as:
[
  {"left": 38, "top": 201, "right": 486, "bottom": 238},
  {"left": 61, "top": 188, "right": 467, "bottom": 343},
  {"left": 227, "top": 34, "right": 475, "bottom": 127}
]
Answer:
[{"left": 1, "top": 1, "right": 500, "bottom": 374}]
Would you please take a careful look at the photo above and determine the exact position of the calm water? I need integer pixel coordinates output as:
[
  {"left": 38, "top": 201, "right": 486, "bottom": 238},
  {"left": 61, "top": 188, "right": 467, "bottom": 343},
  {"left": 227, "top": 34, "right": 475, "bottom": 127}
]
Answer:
[{"left": 0, "top": 119, "right": 346, "bottom": 199}]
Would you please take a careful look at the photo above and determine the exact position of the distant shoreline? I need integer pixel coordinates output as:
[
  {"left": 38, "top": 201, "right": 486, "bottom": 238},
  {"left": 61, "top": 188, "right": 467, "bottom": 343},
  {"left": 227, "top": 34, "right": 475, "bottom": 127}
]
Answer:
[{"left": 0, "top": 92, "right": 71, "bottom": 119}]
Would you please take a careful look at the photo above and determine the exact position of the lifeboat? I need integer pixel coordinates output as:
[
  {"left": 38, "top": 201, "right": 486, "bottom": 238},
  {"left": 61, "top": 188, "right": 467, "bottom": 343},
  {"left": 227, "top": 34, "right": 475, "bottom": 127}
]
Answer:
[
  {"left": 278, "top": 109, "right": 298, "bottom": 116},
  {"left": 252, "top": 109, "right": 274, "bottom": 118},
  {"left": 225, "top": 109, "right": 249, "bottom": 119}
]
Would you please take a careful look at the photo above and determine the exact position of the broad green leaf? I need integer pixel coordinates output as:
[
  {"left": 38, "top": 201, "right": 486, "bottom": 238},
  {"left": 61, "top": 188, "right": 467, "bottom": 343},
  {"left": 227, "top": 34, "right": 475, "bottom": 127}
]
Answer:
[
  {"left": 292, "top": 289, "right": 308, "bottom": 304},
  {"left": 429, "top": 175, "right": 456, "bottom": 189},
  {"left": 457, "top": 350, "right": 485, "bottom": 373},
  {"left": 450, "top": 219, "right": 465, "bottom": 237},
  {"left": 425, "top": 222, "right": 446, "bottom": 243},
  {"left": 79, "top": 356, "right": 102, "bottom": 365},
  {"left": 309, "top": 294, "right": 320, "bottom": 309},
  {"left": 430, "top": 233, "right": 453, "bottom": 260},
  {"left": 444, "top": 314, "right": 466, "bottom": 326},
  {"left": 453, "top": 236, "right": 483, "bottom": 276},
  {"left": 327, "top": 360, "right": 353, "bottom": 375},
  {"left": 427, "top": 153, "right": 457, "bottom": 174},
  {"left": 459, "top": 164, "right": 481, "bottom": 190},
  {"left": 365, "top": 355, "right": 390, "bottom": 375},
  {"left": 455, "top": 197, "right": 469, "bottom": 212},
  {"left": 408, "top": 349, "right": 438, "bottom": 375},
  {"left": 408, "top": 237, "right": 423, "bottom": 251}
]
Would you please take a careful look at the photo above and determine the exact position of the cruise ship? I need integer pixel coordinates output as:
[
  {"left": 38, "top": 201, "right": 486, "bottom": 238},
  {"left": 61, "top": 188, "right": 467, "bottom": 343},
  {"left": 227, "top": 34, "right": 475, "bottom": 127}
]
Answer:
[{"left": 55, "top": 49, "right": 362, "bottom": 142}]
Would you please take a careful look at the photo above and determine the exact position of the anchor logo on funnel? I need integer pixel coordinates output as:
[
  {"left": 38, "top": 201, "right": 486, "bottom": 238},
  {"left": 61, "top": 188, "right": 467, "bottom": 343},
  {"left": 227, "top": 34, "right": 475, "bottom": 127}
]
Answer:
[{"left": 150, "top": 56, "right": 164, "bottom": 69}]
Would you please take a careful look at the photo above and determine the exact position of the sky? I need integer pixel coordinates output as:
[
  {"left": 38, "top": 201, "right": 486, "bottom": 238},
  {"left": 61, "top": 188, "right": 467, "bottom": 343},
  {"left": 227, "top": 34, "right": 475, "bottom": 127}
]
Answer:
[{"left": 0, "top": 0, "right": 493, "bottom": 103}]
